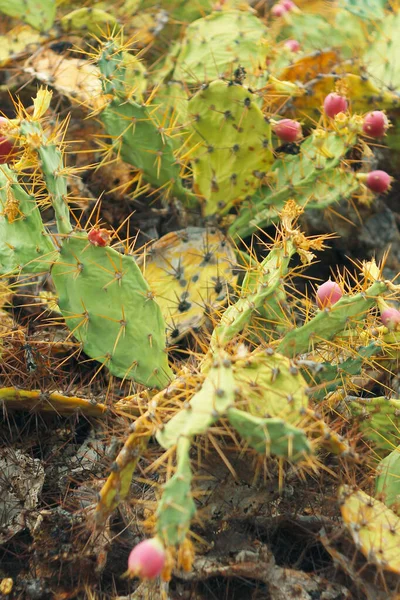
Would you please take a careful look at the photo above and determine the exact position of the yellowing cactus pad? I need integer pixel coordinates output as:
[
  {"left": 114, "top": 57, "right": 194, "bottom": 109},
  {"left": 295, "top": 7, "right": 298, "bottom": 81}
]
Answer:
[
  {"left": 138, "top": 228, "right": 237, "bottom": 343},
  {"left": 24, "top": 49, "right": 105, "bottom": 109},
  {"left": 339, "top": 485, "right": 400, "bottom": 574}
]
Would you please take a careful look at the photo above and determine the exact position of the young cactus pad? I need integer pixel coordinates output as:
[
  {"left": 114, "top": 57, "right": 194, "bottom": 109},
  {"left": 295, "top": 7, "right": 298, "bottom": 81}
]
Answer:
[
  {"left": 227, "top": 408, "right": 311, "bottom": 461},
  {"left": 51, "top": 232, "right": 173, "bottom": 388},
  {"left": 137, "top": 227, "right": 237, "bottom": 343},
  {"left": 339, "top": 485, "right": 400, "bottom": 574},
  {"left": 156, "top": 436, "right": 196, "bottom": 547},
  {"left": 188, "top": 79, "right": 274, "bottom": 216},
  {"left": 0, "top": 164, "right": 57, "bottom": 274}
]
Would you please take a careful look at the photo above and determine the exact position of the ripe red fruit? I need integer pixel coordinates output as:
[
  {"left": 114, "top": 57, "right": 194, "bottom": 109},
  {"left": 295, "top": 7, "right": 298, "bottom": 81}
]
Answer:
[
  {"left": 366, "top": 170, "right": 391, "bottom": 194},
  {"left": 273, "top": 119, "right": 302, "bottom": 142},
  {"left": 271, "top": 3, "right": 287, "bottom": 16},
  {"left": 323, "top": 93, "right": 348, "bottom": 118},
  {"left": 127, "top": 538, "right": 166, "bottom": 580},
  {"left": 380, "top": 307, "right": 400, "bottom": 330},
  {"left": 0, "top": 116, "right": 17, "bottom": 164},
  {"left": 362, "top": 111, "right": 389, "bottom": 138},
  {"left": 88, "top": 228, "right": 110, "bottom": 247},
  {"left": 316, "top": 280, "right": 343, "bottom": 309},
  {"left": 284, "top": 39, "right": 301, "bottom": 52},
  {"left": 282, "top": 0, "right": 296, "bottom": 9}
]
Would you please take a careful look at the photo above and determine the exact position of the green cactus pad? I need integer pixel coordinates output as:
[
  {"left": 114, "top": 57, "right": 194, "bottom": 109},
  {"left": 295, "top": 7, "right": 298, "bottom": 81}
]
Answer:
[
  {"left": 0, "top": 165, "right": 57, "bottom": 274},
  {"left": 375, "top": 446, "right": 400, "bottom": 511},
  {"left": 233, "top": 348, "right": 309, "bottom": 423},
  {"left": 349, "top": 396, "right": 400, "bottom": 452},
  {"left": 211, "top": 242, "right": 295, "bottom": 348},
  {"left": 339, "top": 485, "right": 400, "bottom": 574},
  {"left": 227, "top": 408, "right": 311, "bottom": 461},
  {"left": 19, "top": 121, "right": 72, "bottom": 235},
  {"left": 229, "top": 129, "right": 360, "bottom": 240},
  {"left": 188, "top": 79, "right": 274, "bottom": 216},
  {"left": 0, "top": 0, "right": 56, "bottom": 31},
  {"left": 51, "top": 232, "right": 172, "bottom": 388},
  {"left": 137, "top": 228, "right": 237, "bottom": 344},
  {"left": 101, "top": 99, "right": 191, "bottom": 201},
  {"left": 277, "top": 281, "right": 388, "bottom": 358},
  {"left": 97, "top": 40, "right": 147, "bottom": 101},
  {"left": 171, "top": 10, "right": 269, "bottom": 87},
  {"left": 156, "top": 436, "right": 196, "bottom": 546},
  {"left": 156, "top": 353, "right": 236, "bottom": 448}
]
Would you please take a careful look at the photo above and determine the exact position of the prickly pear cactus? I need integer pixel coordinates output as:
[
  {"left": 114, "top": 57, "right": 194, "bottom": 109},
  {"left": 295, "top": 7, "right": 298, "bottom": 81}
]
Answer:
[
  {"left": 0, "top": 0, "right": 56, "bottom": 31},
  {"left": 137, "top": 227, "right": 237, "bottom": 343},
  {"left": 363, "top": 11, "right": 400, "bottom": 93},
  {"left": 0, "top": 25, "right": 47, "bottom": 67},
  {"left": 229, "top": 125, "right": 361, "bottom": 239},
  {"left": 51, "top": 232, "right": 173, "bottom": 388},
  {"left": 375, "top": 445, "right": 400, "bottom": 511},
  {"left": 170, "top": 10, "right": 269, "bottom": 87},
  {"left": 188, "top": 79, "right": 274, "bottom": 216},
  {"left": 97, "top": 40, "right": 192, "bottom": 202},
  {"left": 0, "top": 165, "right": 57, "bottom": 274},
  {"left": 349, "top": 397, "right": 400, "bottom": 452},
  {"left": 232, "top": 348, "right": 309, "bottom": 422},
  {"left": 339, "top": 485, "right": 400, "bottom": 574},
  {"left": 156, "top": 437, "right": 196, "bottom": 547}
]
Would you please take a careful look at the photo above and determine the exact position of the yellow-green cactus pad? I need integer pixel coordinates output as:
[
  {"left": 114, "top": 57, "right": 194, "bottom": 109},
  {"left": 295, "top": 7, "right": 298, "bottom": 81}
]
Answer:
[
  {"left": 188, "top": 80, "right": 274, "bottom": 216},
  {"left": 233, "top": 348, "right": 309, "bottom": 423},
  {"left": 137, "top": 227, "right": 237, "bottom": 343},
  {"left": 171, "top": 10, "right": 269, "bottom": 87},
  {"left": 339, "top": 485, "right": 400, "bottom": 574}
]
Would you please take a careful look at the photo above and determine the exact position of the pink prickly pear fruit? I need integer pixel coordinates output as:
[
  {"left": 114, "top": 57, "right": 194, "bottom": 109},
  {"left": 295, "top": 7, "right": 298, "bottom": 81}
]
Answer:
[
  {"left": 127, "top": 538, "right": 166, "bottom": 580},
  {"left": 316, "top": 280, "right": 343, "bottom": 309},
  {"left": 323, "top": 93, "right": 348, "bottom": 118},
  {"left": 380, "top": 307, "right": 400, "bottom": 330},
  {"left": 271, "top": 3, "right": 287, "bottom": 17},
  {"left": 366, "top": 170, "right": 391, "bottom": 194},
  {"left": 88, "top": 228, "right": 111, "bottom": 247},
  {"left": 273, "top": 119, "right": 302, "bottom": 142},
  {"left": 282, "top": 0, "right": 296, "bottom": 9},
  {"left": 0, "top": 116, "right": 17, "bottom": 164},
  {"left": 285, "top": 39, "right": 301, "bottom": 52},
  {"left": 362, "top": 111, "right": 389, "bottom": 138}
]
